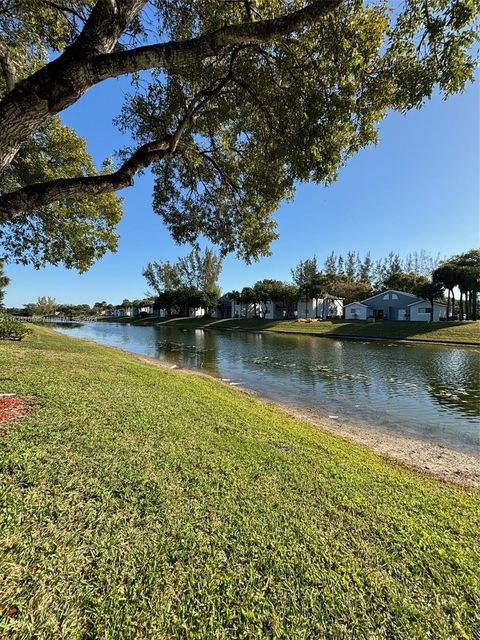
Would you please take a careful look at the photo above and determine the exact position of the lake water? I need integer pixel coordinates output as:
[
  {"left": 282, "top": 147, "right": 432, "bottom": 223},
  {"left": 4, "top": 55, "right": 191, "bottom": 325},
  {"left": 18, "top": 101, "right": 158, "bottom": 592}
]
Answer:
[{"left": 56, "top": 322, "right": 480, "bottom": 455}]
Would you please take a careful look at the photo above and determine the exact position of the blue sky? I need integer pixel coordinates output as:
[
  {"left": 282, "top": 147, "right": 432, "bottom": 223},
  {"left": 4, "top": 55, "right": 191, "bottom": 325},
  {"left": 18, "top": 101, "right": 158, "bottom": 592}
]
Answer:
[{"left": 4, "top": 75, "right": 479, "bottom": 307}]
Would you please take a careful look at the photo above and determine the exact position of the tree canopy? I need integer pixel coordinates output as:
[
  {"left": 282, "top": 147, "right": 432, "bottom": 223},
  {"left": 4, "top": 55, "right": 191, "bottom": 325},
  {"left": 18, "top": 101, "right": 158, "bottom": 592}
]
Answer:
[
  {"left": 144, "top": 247, "right": 223, "bottom": 315},
  {"left": 0, "top": 0, "right": 477, "bottom": 269}
]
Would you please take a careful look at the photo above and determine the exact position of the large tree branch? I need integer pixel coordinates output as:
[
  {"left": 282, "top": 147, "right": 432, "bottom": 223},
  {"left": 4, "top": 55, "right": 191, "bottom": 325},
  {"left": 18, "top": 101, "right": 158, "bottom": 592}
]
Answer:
[
  {"left": 90, "top": 0, "right": 340, "bottom": 80},
  {"left": 0, "top": 63, "right": 237, "bottom": 223},
  {"left": 0, "top": 140, "right": 170, "bottom": 223},
  {"left": 0, "top": 0, "right": 340, "bottom": 176}
]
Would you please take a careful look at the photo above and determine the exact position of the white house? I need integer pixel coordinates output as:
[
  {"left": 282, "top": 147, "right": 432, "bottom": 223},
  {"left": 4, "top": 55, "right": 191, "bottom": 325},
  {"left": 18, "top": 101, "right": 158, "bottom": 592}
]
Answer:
[
  {"left": 296, "top": 296, "right": 343, "bottom": 319},
  {"left": 408, "top": 300, "right": 447, "bottom": 322},
  {"left": 344, "top": 302, "right": 370, "bottom": 321}
]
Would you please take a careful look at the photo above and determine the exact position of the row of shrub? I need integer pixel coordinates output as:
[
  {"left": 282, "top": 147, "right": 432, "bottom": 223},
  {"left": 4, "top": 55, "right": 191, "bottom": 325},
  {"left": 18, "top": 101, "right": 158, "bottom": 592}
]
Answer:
[{"left": 0, "top": 310, "right": 30, "bottom": 340}]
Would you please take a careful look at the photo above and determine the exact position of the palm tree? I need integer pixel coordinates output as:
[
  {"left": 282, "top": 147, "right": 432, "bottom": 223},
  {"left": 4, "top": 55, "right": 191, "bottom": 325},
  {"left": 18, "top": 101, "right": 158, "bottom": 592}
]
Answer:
[{"left": 433, "top": 264, "right": 457, "bottom": 320}]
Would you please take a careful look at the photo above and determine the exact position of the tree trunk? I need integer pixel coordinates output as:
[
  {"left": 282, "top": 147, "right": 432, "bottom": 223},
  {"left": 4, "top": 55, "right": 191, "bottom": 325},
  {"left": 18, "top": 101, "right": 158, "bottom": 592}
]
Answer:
[
  {"left": 446, "top": 289, "right": 450, "bottom": 320},
  {"left": 459, "top": 292, "right": 463, "bottom": 320}
]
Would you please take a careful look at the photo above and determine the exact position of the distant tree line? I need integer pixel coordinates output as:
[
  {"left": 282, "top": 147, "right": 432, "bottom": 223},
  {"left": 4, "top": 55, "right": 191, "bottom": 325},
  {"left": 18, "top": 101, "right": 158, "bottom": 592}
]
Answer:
[
  {"left": 227, "top": 249, "right": 479, "bottom": 320},
  {"left": 5, "top": 248, "right": 478, "bottom": 322}
]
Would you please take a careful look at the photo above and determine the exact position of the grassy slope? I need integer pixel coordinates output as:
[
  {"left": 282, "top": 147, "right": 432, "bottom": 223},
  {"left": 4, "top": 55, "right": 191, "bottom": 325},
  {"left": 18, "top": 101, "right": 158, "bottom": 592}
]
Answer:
[
  {"left": 1, "top": 327, "right": 479, "bottom": 639},
  {"left": 101, "top": 315, "right": 480, "bottom": 345}
]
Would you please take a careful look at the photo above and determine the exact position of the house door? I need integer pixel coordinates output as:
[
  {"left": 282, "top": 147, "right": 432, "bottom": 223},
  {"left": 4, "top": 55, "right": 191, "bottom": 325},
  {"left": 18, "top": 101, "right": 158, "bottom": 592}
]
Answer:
[{"left": 375, "top": 309, "right": 384, "bottom": 320}]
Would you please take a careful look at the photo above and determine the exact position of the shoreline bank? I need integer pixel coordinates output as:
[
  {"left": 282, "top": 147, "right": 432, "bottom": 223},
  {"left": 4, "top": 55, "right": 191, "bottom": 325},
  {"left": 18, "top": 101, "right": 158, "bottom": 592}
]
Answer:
[
  {"left": 97, "top": 316, "right": 480, "bottom": 347},
  {"left": 56, "top": 327, "right": 480, "bottom": 490}
]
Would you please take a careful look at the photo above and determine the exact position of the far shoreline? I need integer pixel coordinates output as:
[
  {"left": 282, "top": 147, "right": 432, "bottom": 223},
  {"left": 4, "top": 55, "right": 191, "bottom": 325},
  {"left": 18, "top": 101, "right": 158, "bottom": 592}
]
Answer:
[{"left": 94, "top": 316, "right": 480, "bottom": 348}]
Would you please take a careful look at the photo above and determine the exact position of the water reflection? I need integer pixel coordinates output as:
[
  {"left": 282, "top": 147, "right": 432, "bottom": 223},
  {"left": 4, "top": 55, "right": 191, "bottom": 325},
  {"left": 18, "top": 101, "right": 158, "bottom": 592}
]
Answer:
[{"left": 57, "top": 322, "right": 480, "bottom": 454}]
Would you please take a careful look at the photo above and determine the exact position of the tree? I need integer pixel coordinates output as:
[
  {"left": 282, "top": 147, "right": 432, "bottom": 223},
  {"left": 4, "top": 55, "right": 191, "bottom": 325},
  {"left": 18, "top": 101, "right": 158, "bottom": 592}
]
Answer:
[
  {"left": 358, "top": 252, "right": 373, "bottom": 285},
  {"left": 432, "top": 263, "right": 458, "bottom": 320},
  {"left": 404, "top": 250, "right": 442, "bottom": 278},
  {"left": 345, "top": 251, "right": 359, "bottom": 280},
  {"left": 416, "top": 282, "right": 444, "bottom": 322},
  {"left": 239, "top": 287, "right": 256, "bottom": 317},
  {"left": 448, "top": 249, "right": 480, "bottom": 321},
  {"left": 276, "top": 283, "right": 300, "bottom": 318},
  {"left": 252, "top": 279, "right": 286, "bottom": 318},
  {"left": 384, "top": 252, "right": 403, "bottom": 279},
  {"left": 432, "top": 250, "right": 479, "bottom": 320},
  {"left": 144, "top": 247, "right": 222, "bottom": 316},
  {"left": 291, "top": 257, "right": 327, "bottom": 317},
  {"left": 330, "top": 278, "right": 372, "bottom": 305},
  {"left": 383, "top": 271, "right": 429, "bottom": 295},
  {"left": 57, "top": 303, "right": 92, "bottom": 318},
  {"left": 177, "top": 247, "right": 223, "bottom": 316},
  {"left": 154, "top": 290, "right": 179, "bottom": 318},
  {"left": 0, "top": 0, "right": 477, "bottom": 269},
  {"left": 143, "top": 260, "right": 183, "bottom": 296},
  {"left": 324, "top": 253, "right": 337, "bottom": 278},
  {"left": 26, "top": 296, "right": 57, "bottom": 316},
  {"left": 0, "top": 260, "right": 10, "bottom": 307},
  {"left": 93, "top": 301, "right": 108, "bottom": 315}
]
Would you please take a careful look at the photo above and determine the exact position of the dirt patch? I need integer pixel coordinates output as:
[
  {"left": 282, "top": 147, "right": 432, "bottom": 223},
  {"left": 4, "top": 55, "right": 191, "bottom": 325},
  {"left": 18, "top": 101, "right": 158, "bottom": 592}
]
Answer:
[{"left": 0, "top": 393, "right": 32, "bottom": 432}]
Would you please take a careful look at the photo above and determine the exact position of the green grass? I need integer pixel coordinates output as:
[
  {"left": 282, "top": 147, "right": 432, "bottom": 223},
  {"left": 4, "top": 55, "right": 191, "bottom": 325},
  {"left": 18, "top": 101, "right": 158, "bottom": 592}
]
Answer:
[
  {"left": 1, "top": 326, "right": 479, "bottom": 638},
  {"left": 100, "top": 315, "right": 480, "bottom": 345}
]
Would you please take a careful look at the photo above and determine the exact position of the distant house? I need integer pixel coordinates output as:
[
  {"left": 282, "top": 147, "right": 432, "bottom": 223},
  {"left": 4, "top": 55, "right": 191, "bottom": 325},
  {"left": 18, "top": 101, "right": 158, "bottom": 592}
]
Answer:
[
  {"left": 139, "top": 303, "right": 154, "bottom": 315},
  {"left": 215, "top": 296, "right": 234, "bottom": 318},
  {"left": 344, "top": 289, "right": 446, "bottom": 322},
  {"left": 296, "top": 296, "right": 343, "bottom": 320},
  {"left": 227, "top": 295, "right": 343, "bottom": 320}
]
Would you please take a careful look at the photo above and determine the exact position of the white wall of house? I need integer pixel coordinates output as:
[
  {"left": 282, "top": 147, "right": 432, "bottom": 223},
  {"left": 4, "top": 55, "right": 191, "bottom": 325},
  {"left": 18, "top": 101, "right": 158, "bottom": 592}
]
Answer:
[
  {"left": 139, "top": 305, "right": 154, "bottom": 315},
  {"left": 321, "top": 298, "right": 343, "bottom": 318},
  {"left": 231, "top": 300, "right": 261, "bottom": 318},
  {"left": 344, "top": 303, "right": 368, "bottom": 320},
  {"left": 409, "top": 302, "right": 446, "bottom": 322},
  {"left": 297, "top": 297, "right": 343, "bottom": 318},
  {"left": 296, "top": 298, "right": 317, "bottom": 317},
  {"left": 189, "top": 307, "right": 205, "bottom": 318}
]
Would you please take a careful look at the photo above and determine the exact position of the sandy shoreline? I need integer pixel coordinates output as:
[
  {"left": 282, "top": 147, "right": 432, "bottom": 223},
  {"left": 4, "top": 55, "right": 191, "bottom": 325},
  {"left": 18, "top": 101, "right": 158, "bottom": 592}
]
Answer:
[
  {"left": 270, "top": 401, "right": 480, "bottom": 490},
  {"left": 54, "top": 328, "right": 480, "bottom": 491}
]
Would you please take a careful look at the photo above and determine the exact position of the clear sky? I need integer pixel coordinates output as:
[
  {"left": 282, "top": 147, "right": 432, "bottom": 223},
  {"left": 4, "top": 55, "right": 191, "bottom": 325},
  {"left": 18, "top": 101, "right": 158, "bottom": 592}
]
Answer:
[{"left": 4, "top": 74, "right": 479, "bottom": 308}]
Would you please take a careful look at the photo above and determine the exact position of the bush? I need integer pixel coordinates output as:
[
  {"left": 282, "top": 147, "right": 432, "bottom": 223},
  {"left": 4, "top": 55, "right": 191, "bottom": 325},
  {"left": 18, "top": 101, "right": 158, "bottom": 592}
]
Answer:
[{"left": 0, "top": 311, "right": 31, "bottom": 340}]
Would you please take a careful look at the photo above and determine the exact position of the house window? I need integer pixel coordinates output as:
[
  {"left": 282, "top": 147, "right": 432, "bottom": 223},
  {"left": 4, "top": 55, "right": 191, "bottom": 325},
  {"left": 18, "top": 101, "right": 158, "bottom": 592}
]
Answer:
[
  {"left": 383, "top": 294, "right": 390, "bottom": 300},
  {"left": 391, "top": 293, "right": 398, "bottom": 300},
  {"left": 419, "top": 308, "right": 432, "bottom": 314}
]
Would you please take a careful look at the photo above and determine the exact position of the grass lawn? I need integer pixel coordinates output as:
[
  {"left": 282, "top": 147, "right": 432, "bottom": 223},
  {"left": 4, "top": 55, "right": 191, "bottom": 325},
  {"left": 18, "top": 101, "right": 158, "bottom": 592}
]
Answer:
[
  {"left": 1, "top": 326, "right": 479, "bottom": 638},
  {"left": 101, "top": 315, "right": 480, "bottom": 345}
]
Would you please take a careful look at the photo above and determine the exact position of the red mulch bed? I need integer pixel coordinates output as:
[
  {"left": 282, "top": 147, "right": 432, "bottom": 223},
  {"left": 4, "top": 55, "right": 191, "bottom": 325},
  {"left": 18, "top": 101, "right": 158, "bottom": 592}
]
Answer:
[{"left": 0, "top": 393, "right": 32, "bottom": 432}]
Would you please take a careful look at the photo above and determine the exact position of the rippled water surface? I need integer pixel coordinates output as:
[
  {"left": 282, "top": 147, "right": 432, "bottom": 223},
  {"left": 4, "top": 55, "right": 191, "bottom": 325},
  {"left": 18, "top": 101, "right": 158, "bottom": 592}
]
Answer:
[{"left": 57, "top": 322, "right": 480, "bottom": 454}]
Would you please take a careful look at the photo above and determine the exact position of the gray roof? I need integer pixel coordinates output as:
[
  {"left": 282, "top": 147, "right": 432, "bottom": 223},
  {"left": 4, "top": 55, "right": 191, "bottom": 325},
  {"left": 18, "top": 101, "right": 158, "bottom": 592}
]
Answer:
[
  {"left": 361, "top": 289, "right": 419, "bottom": 303},
  {"left": 407, "top": 299, "right": 447, "bottom": 307}
]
